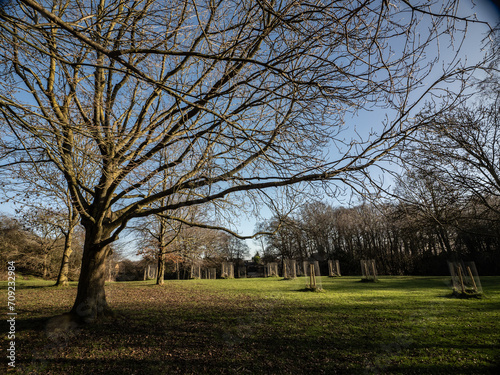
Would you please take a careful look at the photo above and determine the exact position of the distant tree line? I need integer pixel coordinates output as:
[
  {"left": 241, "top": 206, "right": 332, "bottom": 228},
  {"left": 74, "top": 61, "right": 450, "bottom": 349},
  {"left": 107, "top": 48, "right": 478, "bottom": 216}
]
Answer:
[{"left": 257, "top": 196, "right": 500, "bottom": 276}]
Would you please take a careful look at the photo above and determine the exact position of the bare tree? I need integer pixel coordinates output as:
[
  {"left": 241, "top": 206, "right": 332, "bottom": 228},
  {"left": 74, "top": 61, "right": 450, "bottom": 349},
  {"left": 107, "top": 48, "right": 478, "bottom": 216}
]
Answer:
[
  {"left": 407, "top": 85, "right": 500, "bottom": 216},
  {"left": 0, "top": 0, "right": 493, "bottom": 321},
  {"left": 0, "top": 140, "right": 81, "bottom": 286},
  {"left": 20, "top": 207, "right": 65, "bottom": 279},
  {"left": 213, "top": 232, "right": 250, "bottom": 262},
  {"left": 134, "top": 206, "right": 212, "bottom": 285},
  {"left": 395, "top": 71, "right": 500, "bottom": 265},
  {"left": 257, "top": 216, "right": 306, "bottom": 260},
  {"left": 394, "top": 168, "right": 461, "bottom": 254},
  {"left": 299, "top": 201, "right": 337, "bottom": 257}
]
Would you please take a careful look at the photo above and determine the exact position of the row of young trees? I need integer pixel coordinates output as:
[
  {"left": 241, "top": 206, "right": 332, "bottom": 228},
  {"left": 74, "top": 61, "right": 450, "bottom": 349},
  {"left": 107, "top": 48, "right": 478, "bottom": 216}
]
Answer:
[{"left": 0, "top": 0, "right": 496, "bottom": 322}]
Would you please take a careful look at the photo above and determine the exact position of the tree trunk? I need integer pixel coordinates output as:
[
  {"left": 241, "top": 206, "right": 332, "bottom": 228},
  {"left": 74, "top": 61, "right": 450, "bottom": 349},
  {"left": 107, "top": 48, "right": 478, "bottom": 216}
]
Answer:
[
  {"left": 70, "top": 226, "right": 113, "bottom": 323},
  {"left": 55, "top": 211, "right": 78, "bottom": 287},
  {"left": 156, "top": 250, "right": 165, "bottom": 285},
  {"left": 55, "top": 234, "right": 73, "bottom": 287},
  {"left": 43, "top": 252, "right": 49, "bottom": 279},
  {"left": 156, "top": 217, "right": 166, "bottom": 285}
]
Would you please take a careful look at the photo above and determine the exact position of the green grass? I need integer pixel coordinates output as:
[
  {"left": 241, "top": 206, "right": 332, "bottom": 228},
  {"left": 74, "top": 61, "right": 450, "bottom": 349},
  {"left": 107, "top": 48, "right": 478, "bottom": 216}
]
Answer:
[{"left": 2, "top": 276, "right": 500, "bottom": 374}]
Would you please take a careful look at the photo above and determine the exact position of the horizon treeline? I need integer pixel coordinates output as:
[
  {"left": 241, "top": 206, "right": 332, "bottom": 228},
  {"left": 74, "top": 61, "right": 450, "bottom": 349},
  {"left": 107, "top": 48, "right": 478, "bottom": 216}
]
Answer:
[{"left": 257, "top": 197, "right": 500, "bottom": 276}]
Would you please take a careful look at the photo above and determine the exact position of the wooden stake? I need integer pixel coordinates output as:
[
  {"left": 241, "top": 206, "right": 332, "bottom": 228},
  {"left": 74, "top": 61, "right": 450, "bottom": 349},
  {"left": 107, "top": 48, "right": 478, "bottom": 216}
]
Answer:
[
  {"left": 457, "top": 266, "right": 466, "bottom": 293},
  {"left": 467, "top": 266, "right": 478, "bottom": 292}
]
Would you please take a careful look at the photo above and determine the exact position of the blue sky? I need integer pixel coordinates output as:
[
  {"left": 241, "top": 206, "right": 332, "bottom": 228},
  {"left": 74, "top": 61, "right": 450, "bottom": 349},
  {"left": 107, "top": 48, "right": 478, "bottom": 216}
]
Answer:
[{"left": 239, "top": 0, "right": 500, "bottom": 255}]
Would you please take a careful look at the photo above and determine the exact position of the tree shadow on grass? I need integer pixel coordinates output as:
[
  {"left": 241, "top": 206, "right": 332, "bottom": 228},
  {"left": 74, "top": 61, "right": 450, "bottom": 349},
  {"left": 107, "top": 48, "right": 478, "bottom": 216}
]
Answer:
[
  {"left": 13, "top": 336, "right": 500, "bottom": 375},
  {"left": 15, "top": 316, "right": 51, "bottom": 333},
  {"left": 16, "top": 357, "right": 360, "bottom": 375},
  {"left": 12, "top": 312, "right": 500, "bottom": 375}
]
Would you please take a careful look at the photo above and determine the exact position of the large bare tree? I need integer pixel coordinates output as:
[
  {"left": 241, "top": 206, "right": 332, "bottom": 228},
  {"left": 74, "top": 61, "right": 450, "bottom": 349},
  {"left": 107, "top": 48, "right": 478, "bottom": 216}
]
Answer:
[{"left": 0, "top": 0, "right": 494, "bottom": 321}]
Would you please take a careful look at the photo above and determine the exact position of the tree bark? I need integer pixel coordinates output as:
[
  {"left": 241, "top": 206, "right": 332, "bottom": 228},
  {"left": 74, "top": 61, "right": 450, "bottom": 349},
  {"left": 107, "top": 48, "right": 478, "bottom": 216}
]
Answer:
[
  {"left": 156, "top": 250, "right": 165, "bottom": 286},
  {"left": 43, "top": 252, "right": 49, "bottom": 279},
  {"left": 156, "top": 217, "right": 167, "bottom": 285},
  {"left": 55, "top": 233, "right": 73, "bottom": 287},
  {"left": 70, "top": 225, "right": 113, "bottom": 322},
  {"left": 55, "top": 211, "right": 79, "bottom": 287}
]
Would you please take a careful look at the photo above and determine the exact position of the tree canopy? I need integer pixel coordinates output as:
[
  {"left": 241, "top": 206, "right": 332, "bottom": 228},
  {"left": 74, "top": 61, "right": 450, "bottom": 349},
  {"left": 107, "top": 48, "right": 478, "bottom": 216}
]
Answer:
[{"left": 0, "top": 0, "right": 495, "bottom": 321}]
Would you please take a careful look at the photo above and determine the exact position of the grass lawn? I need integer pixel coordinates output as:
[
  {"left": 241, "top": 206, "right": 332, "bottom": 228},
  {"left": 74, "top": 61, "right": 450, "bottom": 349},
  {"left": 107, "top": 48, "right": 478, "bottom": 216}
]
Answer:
[{"left": 2, "top": 276, "right": 500, "bottom": 374}]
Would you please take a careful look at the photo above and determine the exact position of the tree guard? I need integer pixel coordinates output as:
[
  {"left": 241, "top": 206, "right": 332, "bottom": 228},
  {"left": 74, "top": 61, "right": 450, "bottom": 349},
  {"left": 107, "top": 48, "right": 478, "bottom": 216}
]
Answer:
[
  {"left": 265, "top": 262, "right": 279, "bottom": 277},
  {"left": 448, "top": 261, "right": 482, "bottom": 296},
  {"left": 190, "top": 263, "right": 201, "bottom": 279},
  {"left": 238, "top": 266, "right": 247, "bottom": 278},
  {"left": 143, "top": 263, "right": 158, "bottom": 280},
  {"left": 328, "top": 260, "right": 341, "bottom": 277},
  {"left": 221, "top": 262, "right": 234, "bottom": 279},
  {"left": 283, "top": 259, "right": 297, "bottom": 279},
  {"left": 360, "top": 259, "right": 377, "bottom": 282},
  {"left": 304, "top": 261, "right": 322, "bottom": 291}
]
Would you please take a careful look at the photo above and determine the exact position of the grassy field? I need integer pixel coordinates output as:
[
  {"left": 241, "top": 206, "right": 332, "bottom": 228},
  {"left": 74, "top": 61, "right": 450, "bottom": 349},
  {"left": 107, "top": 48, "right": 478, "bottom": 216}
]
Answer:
[{"left": 2, "top": 276, "right": 500, "bottom": 374}]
